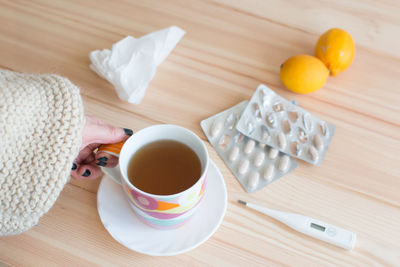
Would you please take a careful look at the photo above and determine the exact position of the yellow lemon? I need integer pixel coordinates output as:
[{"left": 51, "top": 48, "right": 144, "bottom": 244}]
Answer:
[
  {"left": 280, "top": 55, "right": 329, "bottom": 94},
  {"left": 315, "top": 28, "right": 355, "bottom": 76}
]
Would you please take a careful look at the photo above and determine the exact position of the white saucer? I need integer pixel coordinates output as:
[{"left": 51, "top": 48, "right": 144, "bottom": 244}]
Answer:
[{"left": 97, "top": 160, "right": 227, "bottom": 256}]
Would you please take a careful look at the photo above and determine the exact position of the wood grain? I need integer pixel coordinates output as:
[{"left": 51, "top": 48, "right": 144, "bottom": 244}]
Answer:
[{"left": 1, "top": 0, "right": 399, "bottom": 265}]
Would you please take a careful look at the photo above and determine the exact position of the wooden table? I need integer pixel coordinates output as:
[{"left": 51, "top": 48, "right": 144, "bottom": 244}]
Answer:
[{"left": 1, "top": 0, "right": 399, "bottom": 265}]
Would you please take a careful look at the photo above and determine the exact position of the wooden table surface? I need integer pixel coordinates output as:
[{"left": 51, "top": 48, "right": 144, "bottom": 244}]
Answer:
[{"left": 1, "top": 0, "right": 399, "bottom": 266}]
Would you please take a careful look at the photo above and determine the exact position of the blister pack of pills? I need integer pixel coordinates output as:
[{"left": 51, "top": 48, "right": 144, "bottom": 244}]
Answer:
[
  {"left": 236, "top": 84, "right": 336, "bottom": 166},
  {"left": 201, "top": 101, "right": 298, "bottom": 193}
]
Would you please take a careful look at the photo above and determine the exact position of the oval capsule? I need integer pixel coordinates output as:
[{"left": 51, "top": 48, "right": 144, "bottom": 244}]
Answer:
[
  {"left": 254, "top": 151, "right": 265, "bottom": 167},
  {"left": 291, "top": 141, "right": 301, "bottom": 156},
  {"left": 228, "top": 146, "right": 240, "bottom": 162},
  {"left": 260, "top": 125, "right": 270, "bottom": 142},
  {"left": 210, "top": 121, "right": 222, "bottom": 137},
  {"left": 314, "top": 134, "right": 323, "bottom": 151},
  {"left": 309, "top": 146, "right": 319, "bottom": 162},
  {"left": 248, "top": 172, "right": 260, "bottom": 190},
  {"left": 263, "top": 165, "right": 275, "bottom": 182},
  {"left": 269, "top": 148, "right": 279, "bottom": 159},
  {"left": 218, "top": 134, "right": 230, "bottom": 150},
  {"left": 278, "top": 132, "right": 287, "bottom": 149},
  {"left": 238, "top": 159, "right": 249, "bottom": 175},
  {"left": 279, "top": 155, "right": 290, "bottom": 172},
  {"left": 244, "top": 139, "right": 255, "bottom": 154}
]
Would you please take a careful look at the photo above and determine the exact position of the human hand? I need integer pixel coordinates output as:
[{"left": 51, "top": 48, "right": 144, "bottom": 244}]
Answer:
[{"left": 71, "top": 115, "right": 133, "bottom": 180}]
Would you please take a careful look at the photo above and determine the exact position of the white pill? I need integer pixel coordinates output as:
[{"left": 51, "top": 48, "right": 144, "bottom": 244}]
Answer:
[
  {"left": 261, "top": 126, "right": 270, "bottom": 141},
  {"left": 238, "top": 159, "right": 249, "bottom": 175},
  {"left": 314, "top": 134, "right": 323, "bottom": 151},
  {"left": 279, "top": 155, "right": 290, "bottom": 172},
  {"left": 254, "top": 151, "right": 265, "bottom": 167},
  {"left": 248, "top": 172, "right": 260, "bottom": 190},
  {"left": 269, "top": 148, "right": 279, "bottom": 159},
  {"left": 244, "top": 139, "right": 255, "bottom": 154},
  {"left": 228, "top": 146, "right": 240, "bottom": 162},
  {"left": 263, "top": 165, "right": 275, "bottom": 182},
  {"left": 309, "top": 146, "right": 319, "bottom": 162},
  {"left": 278, "top": 132, "right": 287, "bottom": 149},
  {"left": 210, "top": 121, "right": 222, "bottom": 137},
  {"left": 218, "top": 134, "right": 230, "bottom": 150},
  {"left": 292, "top": 141, "right": 301, "bottom": 156}
]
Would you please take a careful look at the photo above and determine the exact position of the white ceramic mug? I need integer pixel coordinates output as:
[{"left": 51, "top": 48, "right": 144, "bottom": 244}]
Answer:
[{"left": 98, "top": 124, "right": 209, "bottom": 229}]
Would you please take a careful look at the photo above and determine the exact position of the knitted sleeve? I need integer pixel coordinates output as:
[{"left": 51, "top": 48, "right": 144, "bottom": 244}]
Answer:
[{"left": 0, "top": 69, "right": 85, "bottom": 236}]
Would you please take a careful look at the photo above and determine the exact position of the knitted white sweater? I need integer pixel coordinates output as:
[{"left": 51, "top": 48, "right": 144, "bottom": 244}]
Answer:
[{"left": 0, "top": 70, "right": 85, "bottom": 236}]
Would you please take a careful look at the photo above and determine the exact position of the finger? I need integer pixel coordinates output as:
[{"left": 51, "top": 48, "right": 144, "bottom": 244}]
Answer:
[
  {"left": 72, "top": 163, "right": 78, "bottom": 171},
  {"left": 82, "top": 116, "right": 132, "bottom": 147},
  {"left": 71, "top": 163, "right": 103, "bottom": 180},
  {"left": 74, "top": 144, "right": 100, "bottom": 164},
  {"left": 95, "top": 151, "right": 119, "bottom": 168},
  {"left": 83, "top": 152, "right": 96, "bottom": 164},
  {"left": 71, "top": 144, "right": 98, "bottom": 175}
]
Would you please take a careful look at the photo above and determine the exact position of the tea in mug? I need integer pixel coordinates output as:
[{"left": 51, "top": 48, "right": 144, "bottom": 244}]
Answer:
[{"left": 127, "top": 140, "right": 201, "bottom": 195}]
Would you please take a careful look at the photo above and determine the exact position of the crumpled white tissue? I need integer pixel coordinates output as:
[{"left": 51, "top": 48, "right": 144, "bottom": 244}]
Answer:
[{"left": 89, "top": 26, "right": 185, "bottom": 104}]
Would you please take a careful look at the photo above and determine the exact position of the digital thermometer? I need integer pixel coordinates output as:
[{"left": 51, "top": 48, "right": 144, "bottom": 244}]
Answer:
[{"left": 238, "top": 200, "right": 356, "bottom": 250}]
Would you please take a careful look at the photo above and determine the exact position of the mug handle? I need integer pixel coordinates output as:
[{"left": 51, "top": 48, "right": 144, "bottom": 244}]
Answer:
[{"left": 98, "top": 141, "right": 125, "bottom": 185}]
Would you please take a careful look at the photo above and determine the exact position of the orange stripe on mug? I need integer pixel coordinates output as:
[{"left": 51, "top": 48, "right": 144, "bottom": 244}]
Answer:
[
  {"left": 156, "top": 201, "right": 180, "bottom": 211},
  {"left": 98, "top": 141, "right": 126, "bottom": 156}
]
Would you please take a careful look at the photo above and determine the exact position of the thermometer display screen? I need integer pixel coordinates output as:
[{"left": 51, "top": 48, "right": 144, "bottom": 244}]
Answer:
[{"left": 310, "top": 223, "right": 326, "bottom": 232}]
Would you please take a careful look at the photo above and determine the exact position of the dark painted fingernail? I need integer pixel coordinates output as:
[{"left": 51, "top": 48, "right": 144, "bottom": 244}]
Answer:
[
  {"left": 97, "top": 161, "right": 107, "bottom": 166},
  {"left": 97, "top": 156, "right": 108, "bottom": 162},
  {"left": 72, "top": 163, "right": 77, "bottom": 170},
  {"left": 123, "top": 128, "right": 133, "bottom": 136},
  {"left": 82, "top": 169, "right": 91, "bottom": 177}
]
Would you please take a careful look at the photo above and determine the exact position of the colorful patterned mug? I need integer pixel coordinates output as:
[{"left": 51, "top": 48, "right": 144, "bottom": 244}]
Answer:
[{"left": 98, "top": 125, "right": 209, "bottom": 229}]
